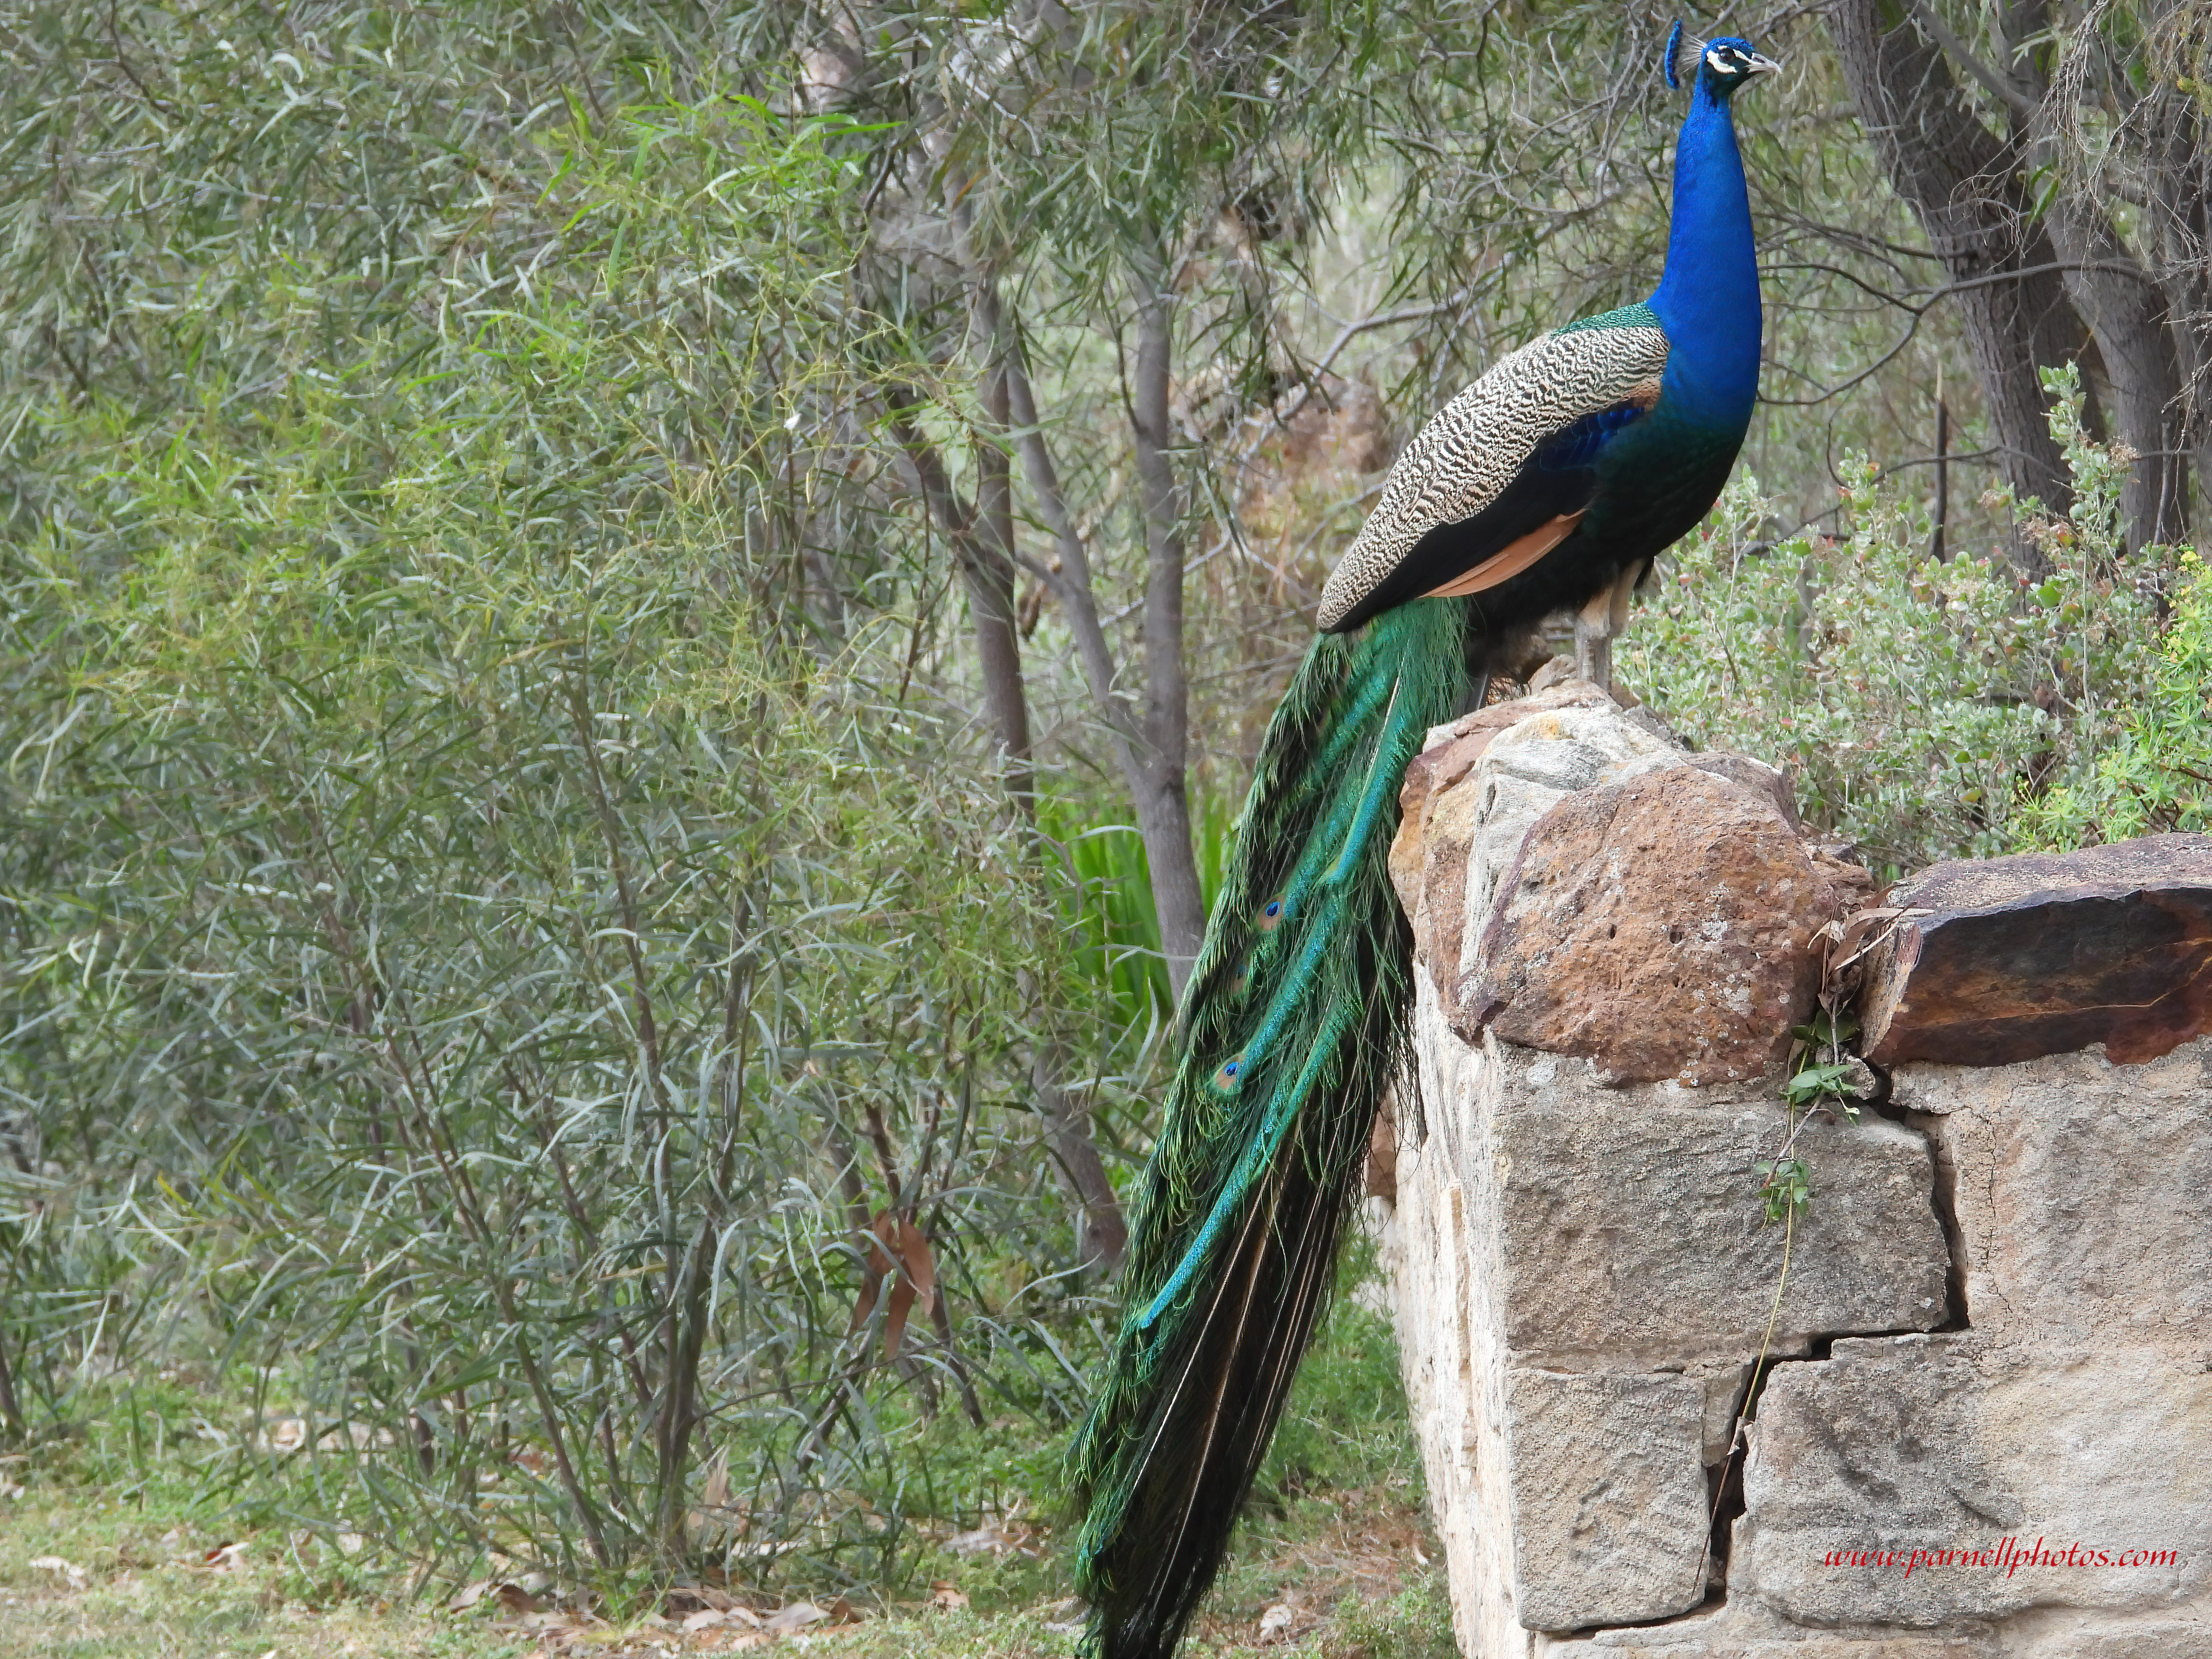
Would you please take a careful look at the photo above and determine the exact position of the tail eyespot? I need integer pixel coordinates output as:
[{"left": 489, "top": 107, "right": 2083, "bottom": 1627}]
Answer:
[
  {"left": 1214, "top": 1055, "right": 1245, "bottom": 1088},
  {"left": 1258, "top": 896, "right": 1287, "bottom": 931},
  {"left": 1228, "top": 959, "right": 1251, "bottom": 995}
]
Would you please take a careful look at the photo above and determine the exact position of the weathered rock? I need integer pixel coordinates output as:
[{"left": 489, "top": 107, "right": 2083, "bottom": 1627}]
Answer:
[
  {"left": 1463, "top": 766, "right": 1845, "bottom": 1083},
  {"left": 1861, "top": 835, "right": 2212, "bottom": 1067},
  {"left": 1503, "top": 1370, "right": 1712, "bottom": 1630},
  {"left": 1391, "top": 694, "right": 1684, "bottom": 1011},
  {"left": 1387, "top": 684, "right": 1616, "bottom": 930},
  {"left": 1582, "top": 1601, "right": 2003, "bottom": 1655},
  {"left": 1581, "top": 1606, "right": 2212, "bottom": 1658},
  {"left": 1893, "top": 1041, "right": 2212, "bottom": 1358},
  {"left": 1383, "top": 973, "right": 1950, "bottom": 1649},
  {"left": 1381, "top": 685, "right": 2212, "bottom": 1659},
  {"left": 1394, "top": 683, "right": 1615, "bottom": 845},
  {"left": 1690, "top": 750, "right": 1801, "bottom": 828},
  {"left": 1480, "top": 1046, "right": 1949, "bottom": 1364},
  {"left": 1735, "top": 1334, "right": 2212, "bottom": 1630}
]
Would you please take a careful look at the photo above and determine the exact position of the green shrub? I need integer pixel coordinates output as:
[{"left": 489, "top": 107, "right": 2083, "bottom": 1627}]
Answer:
[
  {"left": 0, "top": 87, "right": 1107, "bottom": 1598},
  {"left": 1623, "top": 367, "right": 2178, "bottom": 875},
  {"left": 2019, "top": 548, "right": 2212, "bottom": 845}
]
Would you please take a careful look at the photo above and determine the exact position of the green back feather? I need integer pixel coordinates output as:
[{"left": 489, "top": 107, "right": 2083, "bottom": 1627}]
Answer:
[{"left": 1066, "top": 597, "right": 1475, "bottom": 1659}]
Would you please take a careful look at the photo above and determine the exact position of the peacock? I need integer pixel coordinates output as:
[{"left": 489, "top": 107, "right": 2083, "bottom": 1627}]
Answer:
[{"left": 1064, "top": 24, "right": 1779, "bottom": 1659}]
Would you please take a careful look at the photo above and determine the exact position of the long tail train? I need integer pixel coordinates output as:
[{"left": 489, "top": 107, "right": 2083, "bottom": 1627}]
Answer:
[{"left": 1066, "top": 595, "right": 1479, "bottom": 1659}]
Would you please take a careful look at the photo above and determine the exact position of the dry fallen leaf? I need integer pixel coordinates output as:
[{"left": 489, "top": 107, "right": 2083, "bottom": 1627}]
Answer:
[
  {"left": 1257, "top": 1602, "right": 1295, "bottom": 1643},
  {"left": 449, "top": 1579, "right": 495, "bottom": 1612},
  {"left": 928, "top": 1579, "right": 969, "bottom": 1611},
  {"left": 496, "top": 1582, "right": 541, "bottom": 1614},
  {"left": 764, "top": 1601, "right": 828, "bottom": 1634},
  {"left": 28, "top": 1556, "right": 87, "bottom": 1590}
]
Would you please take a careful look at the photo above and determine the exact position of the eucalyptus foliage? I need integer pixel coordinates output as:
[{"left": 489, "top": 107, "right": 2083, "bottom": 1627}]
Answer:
[{"left": 1, "top": 41, "right": 1109, "bottom": 1588}]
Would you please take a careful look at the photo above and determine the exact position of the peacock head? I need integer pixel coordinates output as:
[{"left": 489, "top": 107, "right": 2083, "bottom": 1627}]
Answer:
[{"left": 1662, "top": 21, "right": 1780, "bottom": 99}]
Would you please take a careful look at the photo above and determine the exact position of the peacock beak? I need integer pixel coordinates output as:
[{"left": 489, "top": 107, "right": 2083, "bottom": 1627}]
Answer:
[{"left": 1744, "top": 52, "right": 1782, "bottom": 75}]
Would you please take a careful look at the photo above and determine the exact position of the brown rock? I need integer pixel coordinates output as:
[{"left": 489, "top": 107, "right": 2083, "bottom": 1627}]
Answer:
[
  {"left": 1387, "top": 683, "right": 1617, "bottom": 925},
  {"left": 1806, "top": 841, "right": 1878, "bottom": 913},
  {"left": 1394, "top": 685, "right": 1614, "bottom": 841},
  {"left": 1860, "top": 834, "right": 2212, "bottom": 1066},
  {"left": 1689, "top": 752, "right": 1798, "bottom": 828},
  {"left": 1461, "top": 767, "right": 1843, "bottom": 1083}
]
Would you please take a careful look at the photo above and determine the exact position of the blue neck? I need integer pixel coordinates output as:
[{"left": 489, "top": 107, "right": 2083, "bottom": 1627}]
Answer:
[{"left": 1648, "top": 80, "right": 1762, "bottom": 426}]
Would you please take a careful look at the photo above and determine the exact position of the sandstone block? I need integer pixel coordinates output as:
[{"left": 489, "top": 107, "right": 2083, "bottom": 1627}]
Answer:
[
  {"left": 2035, "top": 1628, "right": 2212, "bottom": 1659},
  {"left": 1893, "top": 1041, "right": 2212, "bottom": 1358},
  {"left": 1581, "top": 1601, "right": 2001, "bottom": 1655},
  {"left": 1861, "top": 835, "right": 2212, "bottom": 1066},
  {"left": 1735, "top": 1335, "right": 2212, "bottom": 1630},
  {"left": 1503, "top": 1369, "right": 1712, "bottom": 1631},
  {"left": 1481, "top": 1047, "right": 1948, "bottom": 1365},
  {"left": 2037, "top": 1620, "right": 2212, "bottom": 1659},
  {"left": 1463, "top": 767, "right": 1845, "bottom": 1083}
]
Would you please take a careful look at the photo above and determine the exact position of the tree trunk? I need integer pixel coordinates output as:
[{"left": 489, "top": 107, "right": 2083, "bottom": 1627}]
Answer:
[
  {"left": 2137, "top": 50, "right": 2212, "bottom": 519},
  {"left": 978, "top": 367, "right": 1127, "bottom": 1271},
  {"left": 971, "top": 363, "right": 1037, "bottom": 807},
  {"left": 1126, "top": 268, "right": 1208, "bottom": 1002},
  {"left": 2004, "top": 0, "right": 2192, "bottom": 548},
  {"left": 974, "top": 281, "right": 1207, "bottom": 1007},
  {"left": 885, "top": 383, "right": 1129, "bottom": 1273},
  {"left": 2040, "top": 192, "right": 2191, "bottom": 547},
  {"left": 1827, "top": 0, "right": 2092, "bottom": 544}
]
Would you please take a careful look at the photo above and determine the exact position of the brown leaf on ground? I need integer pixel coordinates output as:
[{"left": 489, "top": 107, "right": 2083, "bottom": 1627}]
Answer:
[
  {"left": 763, "top": 1601, "right": 828, "bottom": 1634},
  {"left": 27, "top": 1556, "right": 87, "bottom": 1590}
]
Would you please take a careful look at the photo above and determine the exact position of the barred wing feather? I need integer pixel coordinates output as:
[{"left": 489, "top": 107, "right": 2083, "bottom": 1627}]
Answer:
[{"left": 1316, "top": 319, "right": 1669, "bottom": 633}]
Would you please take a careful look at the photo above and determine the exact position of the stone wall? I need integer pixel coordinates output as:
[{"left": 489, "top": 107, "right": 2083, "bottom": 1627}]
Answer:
[{"left": 1373, "top": 680, "right": 2212, "bottom": 1659}]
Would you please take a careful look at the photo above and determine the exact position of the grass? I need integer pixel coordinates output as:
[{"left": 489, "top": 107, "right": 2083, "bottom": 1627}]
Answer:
[
  {"left": 0, "top": 1482, "right": 1448, "bottom": 1659},
  {"left": 0, "top": 1255, "right": 1453, "bottom": 1659}
]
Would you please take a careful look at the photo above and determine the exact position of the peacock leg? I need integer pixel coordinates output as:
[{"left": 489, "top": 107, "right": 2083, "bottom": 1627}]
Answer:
[
  {"left": 1574, "top": 560, "right": 1647, "bottom": 692},
  {"left": 1573, "top": 586, "right": 1614, "bottom": 691},
  {"left": 1609, "top": 558, "right": 1647, "bottom": 636}
]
